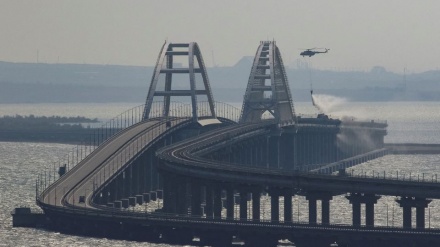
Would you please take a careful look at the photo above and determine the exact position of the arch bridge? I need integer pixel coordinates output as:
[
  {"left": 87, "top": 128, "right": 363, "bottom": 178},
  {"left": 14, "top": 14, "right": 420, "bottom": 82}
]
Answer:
[{"left": 35, "top": 41, "right": 439, "bottom": 247}]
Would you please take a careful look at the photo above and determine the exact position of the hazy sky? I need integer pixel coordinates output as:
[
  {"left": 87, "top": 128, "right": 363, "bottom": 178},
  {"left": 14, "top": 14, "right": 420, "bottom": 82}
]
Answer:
[{"left": 1, "top": 1, "right": 439, "bottom": 72}]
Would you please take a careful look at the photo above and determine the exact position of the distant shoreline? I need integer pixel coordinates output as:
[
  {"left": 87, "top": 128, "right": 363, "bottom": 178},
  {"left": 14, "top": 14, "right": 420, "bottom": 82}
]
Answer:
[
  {"left": 0, "top": 115, "right": 100, "bottom": 144},
  {"left": 2, "top": 61, "right": 440, "bottom": 103},
  {"left": 0, "top": 139, "right": 83, "bottom": 145}
]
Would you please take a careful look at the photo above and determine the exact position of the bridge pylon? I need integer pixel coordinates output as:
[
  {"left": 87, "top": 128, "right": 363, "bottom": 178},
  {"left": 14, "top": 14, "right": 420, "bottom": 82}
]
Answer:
[
  {"left": 240, "top": 41, "right": 296, "bottom": 124},
  {"left": 142, "top": 42, "right": 217, "bottom": 122}
]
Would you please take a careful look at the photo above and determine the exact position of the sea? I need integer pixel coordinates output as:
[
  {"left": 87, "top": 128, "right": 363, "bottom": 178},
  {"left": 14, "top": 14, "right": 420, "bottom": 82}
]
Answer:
[{"left": 1, "top": 101, "right": 440, "bottom": 247}]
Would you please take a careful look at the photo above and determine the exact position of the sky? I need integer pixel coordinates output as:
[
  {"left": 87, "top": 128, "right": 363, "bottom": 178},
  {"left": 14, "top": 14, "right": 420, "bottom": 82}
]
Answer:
[{"left": 1, "top": 0, "right": 439, "bottom": 73}]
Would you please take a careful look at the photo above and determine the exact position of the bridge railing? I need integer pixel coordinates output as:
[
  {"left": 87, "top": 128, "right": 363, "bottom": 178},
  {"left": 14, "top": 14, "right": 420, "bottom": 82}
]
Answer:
[
  {"left": 294, "top": 165, "right": 440, "bottom": 184},
  {"left": 302, "top": 148, "right": 440, "bottom": 184},
  {"left": 273, "top": 163, "right": 440, "bottom": 185},
  {"left": 35, "top": 104, "right": 136, "bottom": 201},
  {"left": 36, "top": 101, "right": 241, "bottom": 201},
  {"left": 340, "top": 117, "right": 388, "bottom": 125},
  {"left": 343, "top": 169, "right": 440, "bottom": 183}
]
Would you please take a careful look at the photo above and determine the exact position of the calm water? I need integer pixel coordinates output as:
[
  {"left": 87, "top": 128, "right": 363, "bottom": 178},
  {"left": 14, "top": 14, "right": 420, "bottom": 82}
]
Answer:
[{"left": 1, "top": 101, "right": 440, "bottom": 246}]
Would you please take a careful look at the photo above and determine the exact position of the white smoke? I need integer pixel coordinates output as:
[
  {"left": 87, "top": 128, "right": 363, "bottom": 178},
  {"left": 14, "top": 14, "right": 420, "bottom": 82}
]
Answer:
[
  {"left": 311, "top": 94, "right": 348, "bottom": 114},
  {"left": 310, "top": 93, "right": 381, "bottom": 158}
]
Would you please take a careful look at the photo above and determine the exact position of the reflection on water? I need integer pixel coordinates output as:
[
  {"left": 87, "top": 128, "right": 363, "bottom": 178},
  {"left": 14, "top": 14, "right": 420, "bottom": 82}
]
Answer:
[{"left": 0, "top": 142, "right": 179, "bottom": 246}]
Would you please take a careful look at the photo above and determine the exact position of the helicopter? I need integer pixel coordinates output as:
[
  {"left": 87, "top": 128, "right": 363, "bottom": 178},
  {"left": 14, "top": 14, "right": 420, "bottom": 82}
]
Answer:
[{"left": 300, "top": 48, "right": 329, "bottom": 57}]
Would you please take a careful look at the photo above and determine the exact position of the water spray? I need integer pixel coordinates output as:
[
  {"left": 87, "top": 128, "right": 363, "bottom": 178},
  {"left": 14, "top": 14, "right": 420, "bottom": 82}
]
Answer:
[
  {"left": 311, "top": 94, "right": 348, "bottom": 115},
  {"left": 311, "top": 89, "right": 324, "bottom": 113}
]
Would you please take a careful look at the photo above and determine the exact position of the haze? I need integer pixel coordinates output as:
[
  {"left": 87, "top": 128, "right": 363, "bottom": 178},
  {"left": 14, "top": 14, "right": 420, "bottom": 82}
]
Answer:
[{"left": 1, "top": 0, "right": 439, "bottom": 73}]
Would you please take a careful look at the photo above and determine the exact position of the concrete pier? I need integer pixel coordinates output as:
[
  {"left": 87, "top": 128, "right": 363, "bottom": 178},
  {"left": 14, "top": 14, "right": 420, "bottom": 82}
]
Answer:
[
  {"left": 306, "top": 192, "right": 333, "bottom": 225},
  {"left": 396, "top": 196, "right": 431, "bottom": 229},
  {"left": 346, "top": 193, "right": 381, "bottom": 227},
  {"left": 12, "top": 208, "right": 45, "bottom": 227}
]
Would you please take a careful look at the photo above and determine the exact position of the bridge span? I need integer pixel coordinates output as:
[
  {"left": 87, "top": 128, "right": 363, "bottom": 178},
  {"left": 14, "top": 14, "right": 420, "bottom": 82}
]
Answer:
[
  {"left": 29, "top": 41, "right": 440, "bottom": 247},
  {"left": 36, "top": 116, "right": 440, "bottom": 247},
  {"left": 39, "top": 117, "right": 191, "bottom": 208}
]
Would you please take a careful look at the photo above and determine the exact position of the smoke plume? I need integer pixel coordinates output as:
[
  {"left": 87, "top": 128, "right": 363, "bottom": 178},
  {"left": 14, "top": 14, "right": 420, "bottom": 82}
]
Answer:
[{"left": 311, "top": 94, "right": 348, "bottom": 114}]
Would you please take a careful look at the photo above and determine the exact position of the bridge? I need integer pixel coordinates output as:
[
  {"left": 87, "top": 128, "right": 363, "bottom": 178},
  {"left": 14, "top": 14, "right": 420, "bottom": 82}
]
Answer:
[{"left": 33, "top": 41, "right": 440, "bottom": 247}]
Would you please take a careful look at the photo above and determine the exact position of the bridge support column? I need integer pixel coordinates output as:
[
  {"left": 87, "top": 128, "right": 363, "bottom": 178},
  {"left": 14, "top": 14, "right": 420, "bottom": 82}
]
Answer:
[
  {"left": 176, "top": 178, "right": 188, "bottom": 215},
  {"left": 191, "top": 182, "right": 202, "bottom": 216},
  {"left": 352, "top": 201, "right": 361, "bottom": 226},
  {"left": 402, "top": 204, "right": 411, "bottom": 229},
  {"left": 96, "top": 184, "right": 105, "bottom": 205},
  {"left": 122, "top": 171, "right": 129, "bottom": 198},
  {"left": 116, "top": 174, "right": 124, "bottom": 200},
  {"left": 307, "top": 198, "right": 317, "bottom": 224},
  {"left": 396, "top": 196, "right": 431, "bottom": 229},
  {"left": 252, "top": 142, "right": 259, "bottom": 166},
  {"left": 226, "top": 188, "right": 234, "bottom": 219},
  {"left": 270, "top": 191, "right": 280, "bottom": 222},
  {"left": 135, "top": 195, "right": 143, "bottom": 205},
  {"left": 267, "top": 135, "right": 280, "bottom": 169},
  {"left": 416, "top": 206, "right": 426, "bottom": 229},
  {"left": 284, "top": 192, "right": 293, "bottom": 223},
  {"left": 257, "top": 139, "right": 264, "bottom": 167},
  {"left": 151, "top": 159, "right": 159, "bottom": 192},
  {"left": 239, "top": 146, "right": 246, "bottom": 165},
  {"left": 128, "top": 165, "right": 133, "bottom": 197},
  {"left": 260, "top": 140, "right": 267, "bottom": 167},
  {"left": 162, "top": 173, "right": 177, "bottom": 213},
  {"left": 365, "top": 200, "right": 375, "bottom": 227},
  {"left": 346, "top": 193, "right": 381, "bottom": 227},
  {"left": 213, "top": 187, "right": 222, "bottom": 219},
  {"left": 321, "top": 197, "right": 330, "bottom": 225},
  {"left": 144, "top": 151, "right": 153, "bottom": 193},
  {"left": 101, "top": 188, "right": 109, "bottom": 205},
  {"left": 282, "top": 134, "right": 296, "bottom": 170},
  {"left": 293, "top": 134, "right": 298, "bottom": 169},
  {"left": 132, "top": 161, "right": 140, "bottom": 196},
  {"left": 108, "top": 181, "right": 116, "bottom": 203},
  {"left": 205, "top": 185, "right": 214, "bottom": 219},
  {"left": 243, "top": 143, "right": 249, "bottom": 165},
  {"left": 306, "top": 192, "right": 333, "bottom": 225},
  {"left": 138, "top": 155, "right": 146, "bottom": 194},
  {"left": 239, "top": 190, "right": 248, "bottom": 220},
  {"left": 143, "top": 193, "right": 150, "bottom": 203},
  {"left": 252, "top": 190, "right": 261, "bottom": 221},
  {"left": 231, "top": 147, "right": 236, "bottom": 163}
]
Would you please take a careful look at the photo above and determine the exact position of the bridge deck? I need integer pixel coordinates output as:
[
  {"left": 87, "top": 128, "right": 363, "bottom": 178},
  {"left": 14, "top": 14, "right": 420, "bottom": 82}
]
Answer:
[
  {"left": 37, "top": 117, "right": 440, "bottom": 245},
  {"left": 157, "top": 121, "right": 440, "bottom": 199},
  {"left": 39, "top": 117, "right": 190, "bottom": 209}
]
